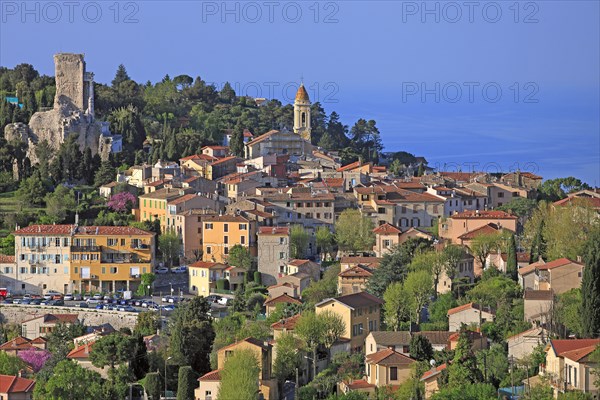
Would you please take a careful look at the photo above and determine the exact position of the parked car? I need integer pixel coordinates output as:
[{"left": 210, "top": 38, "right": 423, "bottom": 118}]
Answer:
[
  {"left": 21, "top": 298, "right": 32, "bottom": 305},
  {"left": 64, "top": 293, "right": 74, "bottom": 301},
  {"left": 161, "top": 295, "right": 171, "bottom": 303},
  {"left": 43, "top": 290, "right": 61, "bottom": 300},
  {"left": 75, "top": 302, "right": 89, "bottom": 308},
  {"left": 12, "top": 298, "right": 22, "bottom": 304},
  {"left": 87, "top": 298, "right": 101, "bottom": 304},
  {"left": 95, "top": 304, "right": 104, "bottom": 309},
  {"left": 206, "top": 295, "right": 222, "bottom": 304},
  {"left": 134, "top": 300, "right": 143, "bottom": 306},
  {"left": 52, "top": 294, "right": 63, "bottom": 300},
  {"left": 162, "top": 305, "right": 175, "bottom": 312},
  {"left": 53, "top": 299, "right": 64, "bottom": 306},
  {"left": 171, "top": 266, "right": 187, "bottom": 274},
  {"left": 72, "top": 294, "right": 82, "bottom": 301},
  {"left": 155, "top": 267, "right": 169, "bottom": 274},
  {"left": 30, "top": 299, "right": 41, "bottom": 305},
  {"left": 92, "top": 294, "right": 104, "bottom": 300},
  {"left": 168, "top": 296, "right": 183, "bottom": 304}
]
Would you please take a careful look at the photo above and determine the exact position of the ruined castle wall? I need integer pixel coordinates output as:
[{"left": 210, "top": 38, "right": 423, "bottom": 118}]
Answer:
[{"left": 53, "top": 53, "right": 86, "bottom": 110}]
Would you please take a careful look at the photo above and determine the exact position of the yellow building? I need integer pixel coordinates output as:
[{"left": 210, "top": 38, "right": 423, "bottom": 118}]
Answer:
[
  {"left": 137, "top": 188, "right": 192, "bottom": 231},
  {"left": 315, "top": 292, "right": 383, "bottom": 353},
  {"left": 70, "top": 226, "right": 154, "bottom": 293},
  {"left": 202, "top": 215, "right": 256, "bottom": 263},
  {"left": 13, "top": 225, "right": 155, "bottom": 295},
  {"left": 196, "top": 338, "right": 278, "bottom": 400},
  {"left": 188, "top": 261, "right": 228, "bottom": 296}
]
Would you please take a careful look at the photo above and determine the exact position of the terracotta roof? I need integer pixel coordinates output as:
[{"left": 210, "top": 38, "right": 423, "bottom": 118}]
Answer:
[
  {"left": 450, "top": 210, "right": 517, "bottom": 220},
  {"left": 67, "top": 341, "right": 95, "bottom": 359},
  {"left": 354, "top": 185, "right": 443, "bottom": 203},
  {"left": 323, "top": 178, "right": 344, "bottom": 187},
  {"left": 271, "top": 313, "right": 302, "bottom": 330},
  {"left": 561, "top": 345, "right": 598, "bottom": 362},
  {"left": 339, "top": 265, "right": 373, "bottom": 278},
  {"left": 317, "top": 291, "right": 383, "bottom": 309},
  {"left": 344, "top": 379, "right": 376, "bottom": 390},
  {"left": 101, "top": 181, "right": 118, "bottom": 188},
  {"left": 447, "top": 303, "right": 494, "bottom": 316},
  {"left": 30, "top": 337, "right": 48, "bottom": 344},
  {"left": 21, "top": 314, "right": 79, "bottom": 324},
  {"left": 145, "top": 180, "right": 165, "bottom": 187},
  {"left": 262, "top": 191, "right": 335, "bottom": 201},
  {"left": 366, "top": 348, "right": 416, "bottom": 366},
  {"left": 167, "top": 194, "right": 199, "bottom": 205},
  {"left": 139, "top": 188, "right": 184, "bottom": 200},
  {"left": 245, "top": 130, "right": 279, "bottom": 146},
  {"left": 202, "top": 145, "right": 229, "bottom": 151},
  {"left": 337, "top": 161, "right": 364, "bottom": 172},
  {"left": 340, "top": 256, "right": 382, "bottom": 266},
  {"left": 14, "top": 224, "right": 153, "bottom": 237},
  {"left": 524, "top": 290, "right": 554, "bottom": 301},
  {"left": 295, "top": 84, "right": 310, "bottom": 102},
  {"left": 258, "top": 226, "right": 290, "bottom": 235},
  {"left": 243, "top": 130, "right": 254, "bottom": 138},
  {"left": 439, "top": 172, "right": 479, "bottom": 182},
  {"left": 211, "top": 156, "right": 238, "bottom": 166},
  {"left": 288, "top": 259, "right": 312, "bottom": 267},
  {"left": 199, "top": 369, "right": 222, "bottom": 381},
  {"left": 264, "top": 294, "right": 302, "bottom": 306},
  {"left": 267, "top": 282, "right": 297, "bottom": 290},
  {"left": 0, "top": 254, "right": 15, "bottom": 263},
  {"left": 458, "top": 223, "right": 504, "bottom": 240},
  {"left": 373, "top": 223, "right": 401, "bottom": 235},
  {"left": 188, "top": 261, "right": 227, "bottom": 270},
  {"left": 421, "top": 363, "right": 447, "bottom": 381},
  {"left": 554, "top": 197, "right": 600, "bottom": 209},
  {"left": 517, "top": 260, "right": 546, "bottom": 276},
  {"left": 0, "top": 375, "right": 36, "bottom": 394},
  {"left": 549, "top": 339, "right": 600, "bottom": 358},
  {"left": 219, "top": 337, "right": 270, "bottom": 353},
  {"left": 539, "top": 258, "right": 583, "bottom": 270},
  {"left": 0, "top": 336, "right": 35, "bottom": 351},
  {"left": 244, "top": 209, "right": 275, "bottom": 219},
  {"left": 448, "top": 330, "right": 486, "bottom": 343},
  {"left": 497, "top": 252, "right": 530, "bottom": 263}
]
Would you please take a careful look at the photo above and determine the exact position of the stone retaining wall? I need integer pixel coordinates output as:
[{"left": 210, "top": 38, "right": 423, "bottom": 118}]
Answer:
[{"left": 0, "top": 304, "right": 138, "bottom": 331}]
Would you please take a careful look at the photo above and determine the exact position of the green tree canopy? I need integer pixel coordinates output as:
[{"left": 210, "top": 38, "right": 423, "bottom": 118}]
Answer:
[
  {"left": 217, "top": 349, "right": 260, "bottom": 400},
  {"left": 34, "top": 359, "right": 104, "bottom": 400},
  {"left": 226, "top": 244, "right": 253, "bottom": 269},
  {"left": 581, "top": 227, "right": 600, "bottom": 338},
  {"left": 90, "top": 333, "right": 135, "bottom": 370},
  {"left": 290, "top": 224, "right": 310, "bottom": 259},
  {"left": 334, "top": 209, "right": 375, "bottom": 254}
]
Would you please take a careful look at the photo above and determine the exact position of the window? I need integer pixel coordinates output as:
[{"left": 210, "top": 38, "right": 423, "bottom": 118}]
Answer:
[
  {"left": 512, "top": 192, "right": 519, "bottom": 197},
  {"left": 297, "top": 202, "right": 303, "bottom": 208},
  {"left": 279, "top": 252, "right": 285, "bottom": 259},
  {"left": 324, "top": 213, "right": 332, "bottom": 219},
  {"left": 121, "top": 239, "right": 125, "bottom": 246},
  {"left": 224, "top": 247, "right": 229, "bottom": 255},
  {"left": 383, "top": 240, "right": 391, "bottom": 248},
  {"left": 72, "top": 254, "right": 79, "bottom": 261},
  {"left": 279, "top": 237, "right": 285, "bottom": 245},
  {"left": 361, "top": 195, "right": 369, "bottom": 201},
  {"left": 224, "top": 223, "right": 229, "bottom": 232},
  {"left": 205, "top": 223, "right": 213, "bottom": 230},
  {"left": 197, "top": 227, "right": 201, "bottom": 234},
  {"left": 55, "top": 237, "right": 60, "bottom": 246},
  {"left": 378, "top": 208, "right": 385, "bottom": 214},
  {"left": 224, "top": 236, "right": 229, "bottom": 244},
  {"left": 102, "top": 267, "right": 106, "bottom": 274},
  {"left": 110, "top": 267, "right": 118, "bottom": 274},
  {"left": 239, "top": 224, "right": 247, "bottom": 230},
  {"left": 305, "top": 213, "right": 312, "bottom": 218},
  {"left": 324, "top": 202, "right": 331, "bottom": 207},
  {"left": 498, "top": 192, "right": 504, "bottom": 198},
  {"left": 108, "top": 238, "right": 117, "bottom": 246},
  {"left": 240, "top": 236, "right": 245, "bottom": 245},
  {"left": 390, "top": 367, "right": 398, "bottom": 381},
  {"left": 55, "top": 255, "right": 60, "bottom": 264},
  {"left": 401, "top": 206, "right": 406, "bottom": 214},
  {"left": 206, "top": 247, "right": 211, "bottom": 254},
  {"left": 413, "top": 205, "right": 419, "bottom": 213},
  {"left": 81, "top": 254, "right": 89, "bottom": 261}
]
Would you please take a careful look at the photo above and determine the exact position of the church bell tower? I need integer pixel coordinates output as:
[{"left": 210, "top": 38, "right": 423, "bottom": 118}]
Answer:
[{"left": 293, "top": 83, "right": 311, "bottom": 142}]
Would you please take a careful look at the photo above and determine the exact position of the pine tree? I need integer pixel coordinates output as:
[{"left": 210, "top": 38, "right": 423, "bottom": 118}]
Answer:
[
  {"left": 112, "top": 64, "right": 130, "bottom": 88},
  {"left": 506, "top": 234, "right": 518, "bottom": 281},
  {"left": 229, "top": 123, "right": 244, "bottom": 157},
  {"left": 94, "top": 161, "right": 116, "bottom": 187},
  {"left": 176, "top": 366, "right": 196, "bottom": 400},
  {"left": 582, "top": 228, "right": 600, "bottom": 338}
]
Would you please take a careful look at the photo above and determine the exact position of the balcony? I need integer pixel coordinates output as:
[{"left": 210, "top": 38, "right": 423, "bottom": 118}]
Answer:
[
  {"left": 71, "top": 246, "right": 101, "bottom": 252},
  {"left": 130, "top": 243, "right": 150, "bottom": 250},
  {"left": 101, "top": 254, "right": 150, "bottom": 264}
]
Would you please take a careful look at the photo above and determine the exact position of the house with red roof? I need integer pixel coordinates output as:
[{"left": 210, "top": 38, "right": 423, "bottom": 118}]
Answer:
[
  {"left": 188, "top": 261, "right": 228, "bottom": 296},
  {"left": 195, "top": 369, "right": 221, "bottom": 400},
  {"left": 316, "top": 292, "right": 384, "bottom": 353},
  {"left": 542, "top": 338, "right": 600, "bottom": 395},
  {"left": 21, "top": 314, "right": 79, "bottom": 338},
  {"left": 439, "top": 210, "right": 517, "bottom": 245},
  {"left": 339, "top": 348, "right": 416, "bottom": 396},
  {"left": 519, "top": 258, "right": 584, "bottom": 295},
  {"left": 372, "top": 223, "right": 402, "bottom": 257},
  {"left": 0, "top": 374, "right": 35, "bottom": 400},
  {"left": 447, "top": 303, "right": 495, "bottom": 332},
  {"left": 0, "top": 336, "right": 47, "bottom": 356},
  {"left": 257, "top": 226, "right": 291, "bottom": 286},
  {"left": 420, "top": 363, "right": 447, "bottom": 399}
]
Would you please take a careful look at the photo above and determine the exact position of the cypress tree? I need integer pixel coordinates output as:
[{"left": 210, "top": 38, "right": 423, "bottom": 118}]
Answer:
[
  {"left": 176, "top": 366, "right": 196, "bottom": 400},
  {"left": 581, "top": 228, "right": 600, "bottom": 338},
  {"left": 506, "top": 234, "right": 518, "bottom": 281}
]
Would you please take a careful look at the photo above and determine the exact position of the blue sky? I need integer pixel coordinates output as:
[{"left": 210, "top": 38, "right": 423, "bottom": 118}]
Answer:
[{"left": 1, "top": 1, "right": 599, "bottom": 184}]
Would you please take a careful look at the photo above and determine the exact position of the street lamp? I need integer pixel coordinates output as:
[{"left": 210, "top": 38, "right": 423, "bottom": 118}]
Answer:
[{"left": 165, "top": 356, "right": 173, "bottom": 399}]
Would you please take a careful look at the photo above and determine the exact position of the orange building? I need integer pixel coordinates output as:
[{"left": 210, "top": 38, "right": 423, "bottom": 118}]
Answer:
[{"left": 202, "top": 215, "right": 257, "bottom": 263}]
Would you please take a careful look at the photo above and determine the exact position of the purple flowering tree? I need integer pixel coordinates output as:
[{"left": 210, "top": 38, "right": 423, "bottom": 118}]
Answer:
[
  {"left": 18, "top": 349, "right": 52, "bottom": 372},
  {"left": 107, "top": 192, "right": 137, "bottom": 213}
]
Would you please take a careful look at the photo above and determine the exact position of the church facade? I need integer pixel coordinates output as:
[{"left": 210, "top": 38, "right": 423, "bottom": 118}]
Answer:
[{"left": 244, "top": 83, "right": 314, "bottom": 159}]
